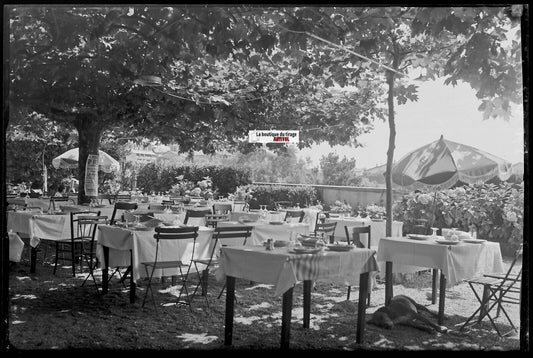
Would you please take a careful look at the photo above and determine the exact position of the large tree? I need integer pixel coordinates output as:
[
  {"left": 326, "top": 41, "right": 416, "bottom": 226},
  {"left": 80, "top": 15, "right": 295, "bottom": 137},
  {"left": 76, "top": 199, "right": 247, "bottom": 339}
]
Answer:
[{"left": 8, "top": 5, "right": 382, "bottom": 203}]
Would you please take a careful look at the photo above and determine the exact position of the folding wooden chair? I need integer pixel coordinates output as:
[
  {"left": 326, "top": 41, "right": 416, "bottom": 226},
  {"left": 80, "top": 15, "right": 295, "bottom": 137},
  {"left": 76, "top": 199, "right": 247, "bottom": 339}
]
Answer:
[
  {"left": 284, "top": 209, "right": 305, "bottom": 223},
  {"left": 191, "top": 225, "right": 253, "bottom": 307},
  {"left": 460, "top": 244, "right": 523, "bottom": 337},
  {"left": 109, "top": 201, "right": 138, "bottom": 225},
  {"left": 213, "top": 202, "right": 233, "bottom": 214},
  {"left": 141, "top": 226, "right": 200, "bottom": 311},
  {"left": 344, "top": 225, "right": 372, "bottom": 304},
  {"left": 48, "top": 196, "right": 74, "bottom": 211},
  {"left": 53, "top": 210, "right": 101, "bottom": 277},
  {"left": 315, "top": 221, "right": 337, "bottom": 244},
  {"left": 183, "top": 208, "right": 212, "bottom": 226},
  {"left": 204, "top": 213, "right": 230, "bottom": 228}
]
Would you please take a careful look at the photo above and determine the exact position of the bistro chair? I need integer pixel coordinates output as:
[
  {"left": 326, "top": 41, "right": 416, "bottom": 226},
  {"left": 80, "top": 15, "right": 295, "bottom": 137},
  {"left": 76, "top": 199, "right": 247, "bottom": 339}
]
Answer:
[
  {"left": 213, "top": 202, "right": 233, "bottom": 214},
  {"left": 48, "top": 196, "right": 74, "bottom": 211},
  {"left": 204, "top": 213, "right": 230, "bottom": 228},
  {"left": 141, "top": 226, "right": 200, "bottom": 311},
  {"left": 315, "top": 221, "right": 337, "bottom": 244},
  {"left": 114, "top": 193, "right": 132, "bottom": 203},
  {"left": 344, "top": 225, "right": 372, "bottom": 304},
  {"left": 162, "top": 200, "right": 175, "bottom": 206},
  {"left": 109, "top": 202, "right": 138, "bottom": 225},
  {"left": 148, "top": 203, "right": 167, "bottom": 212},
  {"left": 284, "top": 209, "right": 305, "bottom": 223},
  {"left": 53, "top": 210, "right": 101, "bottom": 277},
  {"left": 183, "top": 208, "right": 212, "bottom": 226},
  {"left": 460, "top": 244, "right": 523, "bottom": 337},
  {"left": 191, "top": 225, "right": 253, "bottom": 307},
  {"left": 79, "top": 215, "right": 109, "bottom": 289}
]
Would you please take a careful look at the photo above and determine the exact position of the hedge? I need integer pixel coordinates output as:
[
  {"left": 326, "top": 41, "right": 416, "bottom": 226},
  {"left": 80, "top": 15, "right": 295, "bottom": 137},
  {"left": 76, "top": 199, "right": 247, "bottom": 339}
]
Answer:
[
  {"left": 136, "top": 163, "right": 251, "bottom": 197},
  {"left": 244, "top": 184, "right": 318, "bottom": 210}
]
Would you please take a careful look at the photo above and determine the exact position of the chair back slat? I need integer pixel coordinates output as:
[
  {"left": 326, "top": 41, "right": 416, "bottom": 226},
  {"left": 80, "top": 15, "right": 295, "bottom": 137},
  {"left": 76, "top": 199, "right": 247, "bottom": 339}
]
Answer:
[
  {"left": 110, "top": 202, "right": 138, "bottom": 225},
  {"left": 154, "top": 226, "right": 199, "bottom": 240},
  {"left": 184, "top": 208, "right": 212, "bottom": 225},
  {"left": 344, "top": 225, "right": 371, "bottom": 248},
  {"left": 284, "top": 209, "right": 305, "bottom": 223},
  {"left": 213, "top": 203, "right": 233, "bottom": 214},
  {"left": 315, "top": 221, "right": 337, "bottom": 243}
]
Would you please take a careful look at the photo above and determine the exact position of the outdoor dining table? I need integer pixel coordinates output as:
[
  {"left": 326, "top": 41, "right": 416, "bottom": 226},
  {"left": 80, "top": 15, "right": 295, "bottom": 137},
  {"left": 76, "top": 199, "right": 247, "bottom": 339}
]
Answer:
[
  {"left": 377, "top": 236, "right": 504, "bottom": 325},
  {"left": 217, "top": 245, "right": 379, "bottom": 349},
  {"left": 7, "top": 210, "right": 75, "bottom": 273},
  {"left": 327, "top": 216, "right": 404, "bottom": 249},
  {"left": 96, "top": 224, "right": 214, "bottom": 303},
  {"left": 217, "top": 220, "right": 309, "bottom": 245}
]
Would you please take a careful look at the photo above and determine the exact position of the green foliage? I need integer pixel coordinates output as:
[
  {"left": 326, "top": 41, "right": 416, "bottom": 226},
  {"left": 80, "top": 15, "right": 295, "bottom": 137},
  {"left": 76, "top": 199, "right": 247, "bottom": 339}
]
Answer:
[
  {"left": 319, "top": 153, "right": 361, "bottom": 186},
  {"left": 244, "top": 184, "right": 318, "bottom": 210},
  {"left": 136, "top": 163, "right": 251, "bottom": 197},
  {"left": 393, "top": 183, "right": 524, "bottom": 255}
]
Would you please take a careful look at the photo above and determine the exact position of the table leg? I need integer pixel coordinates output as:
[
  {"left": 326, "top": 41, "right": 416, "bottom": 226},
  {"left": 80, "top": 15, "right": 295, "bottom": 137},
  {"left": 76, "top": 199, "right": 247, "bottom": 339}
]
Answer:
[
  {"left": 356, "top": 271, "right": 369, "bottom": 344},
  {"left": 438, "top": 272, "right": 446, "bottom": 325},
  {"left": 224, "top": 276, "right": 236, "bottom": 346},
  {"left": 129, "top": 250, "right": 135, "bottom": 304},
  {"left": 102, "top": 246, "right": 109, "bottom": 295},
  {"left": 385, "top": 261, "right": 393, "bottom": 305},
  {"left": 281, "top": 286, "right": 293, "bottom": 350},
  {"left": 303, "top": 280, "right": 311, "bottom": 328},
  {"left": 30, "top": 247, "right": 37, "bottom": 273},
  {"left": 431, "top": 269, "right": 438, "bottom": 304}
]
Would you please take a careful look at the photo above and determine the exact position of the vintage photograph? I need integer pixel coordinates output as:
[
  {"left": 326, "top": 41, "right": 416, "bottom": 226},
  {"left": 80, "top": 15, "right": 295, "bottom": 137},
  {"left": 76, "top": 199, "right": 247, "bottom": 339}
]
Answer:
[{"left": 3, "top": 4, "right": 526, "bottom": 352}]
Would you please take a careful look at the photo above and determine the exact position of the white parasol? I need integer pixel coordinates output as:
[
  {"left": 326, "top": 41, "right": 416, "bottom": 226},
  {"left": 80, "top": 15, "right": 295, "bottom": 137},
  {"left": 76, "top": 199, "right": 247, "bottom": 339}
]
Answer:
[{"left": 52, "top": 148, "right": 120, "bottom": 174}]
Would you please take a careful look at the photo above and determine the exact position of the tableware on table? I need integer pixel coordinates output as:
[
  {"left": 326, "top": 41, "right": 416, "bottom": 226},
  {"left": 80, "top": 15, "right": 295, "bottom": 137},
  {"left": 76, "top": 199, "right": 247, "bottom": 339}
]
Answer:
[
  {"left": 298, "top": 237, "right": 318, "bottom": 247},
  {"left": 289, "top": 247, "right": 322, "bottom": 254},
  {"left": 430, "top": 227, "right": 439, "bottom": 238},
  {"left": 435, "top": 239, "right": 461, "bottom": 245},
  {"left": 269, "top": 221, "right": 284, "bottom": 225},
  {"left": 407, "top": 234, "right": 431, "bottom": 240},
  {"left": 462, "top": 238, "right": 487, "bottom": 244},
  {"left": 326, "top": 244, "right": 354, "bottom": 252}
]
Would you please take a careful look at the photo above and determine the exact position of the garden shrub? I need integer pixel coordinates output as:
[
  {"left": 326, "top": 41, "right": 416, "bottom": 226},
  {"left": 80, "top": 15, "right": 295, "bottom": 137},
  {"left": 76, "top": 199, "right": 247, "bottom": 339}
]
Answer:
[
  {"left": 136, "top": 163, "right": 251, "bottom": 197},
  {"left": 244, "top": 184, "right": 318, "bottom": 210},
  {"left": 393, "top": 182, "right": 524, "bottom": 256}
]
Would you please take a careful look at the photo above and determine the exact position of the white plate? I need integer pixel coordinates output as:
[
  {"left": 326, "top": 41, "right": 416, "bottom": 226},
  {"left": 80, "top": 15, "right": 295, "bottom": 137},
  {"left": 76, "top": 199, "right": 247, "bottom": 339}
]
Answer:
[
  {"left": 326, "top": 244, "right": 354, "bottom": 252},
  {"left": 435, "top": 239, "right": 460, "bottom": 245},
  {"left": 407, "top": 234, "right": 430, "bottom": 240},
  {"left": 463, "top": 239, "right": 486, "bottom": 244},
  {"left": 289, "top": 247, "right": 322, "bottom": 254}
]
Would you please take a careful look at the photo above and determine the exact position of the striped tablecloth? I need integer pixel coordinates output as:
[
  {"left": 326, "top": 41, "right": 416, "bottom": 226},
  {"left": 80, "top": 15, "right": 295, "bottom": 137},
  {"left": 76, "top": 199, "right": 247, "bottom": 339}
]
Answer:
[{"left": 217, "top": 245, "right": 378, "bottom": 296}]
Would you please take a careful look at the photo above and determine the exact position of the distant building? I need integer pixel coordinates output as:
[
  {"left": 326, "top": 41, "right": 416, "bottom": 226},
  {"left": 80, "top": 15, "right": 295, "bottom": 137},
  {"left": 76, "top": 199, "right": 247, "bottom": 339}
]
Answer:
[{"left": 125, "top": 149, "right": 158, "bottom": 165}]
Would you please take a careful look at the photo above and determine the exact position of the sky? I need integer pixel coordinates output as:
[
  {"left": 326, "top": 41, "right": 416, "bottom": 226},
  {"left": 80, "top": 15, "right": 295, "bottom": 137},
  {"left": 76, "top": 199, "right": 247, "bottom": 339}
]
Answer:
[{"left": 297, "top": 78, "right": 525, "bottom": 169}]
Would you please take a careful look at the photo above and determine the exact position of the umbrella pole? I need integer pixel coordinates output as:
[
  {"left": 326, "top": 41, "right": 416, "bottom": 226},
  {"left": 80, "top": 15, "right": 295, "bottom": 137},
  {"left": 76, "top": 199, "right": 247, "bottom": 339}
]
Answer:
[{"left": 427, "top": 190, "right": 439, "bottom": 231}]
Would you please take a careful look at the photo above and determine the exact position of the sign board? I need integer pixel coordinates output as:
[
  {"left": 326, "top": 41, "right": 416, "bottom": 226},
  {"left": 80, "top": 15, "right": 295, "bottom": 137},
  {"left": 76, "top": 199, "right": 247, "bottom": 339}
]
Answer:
[
  {"left": 248, "top": 130, "right": 299, "bottom": 143},
  {"left": 84, "top": 154, "right": 99, "bottom": 197}
]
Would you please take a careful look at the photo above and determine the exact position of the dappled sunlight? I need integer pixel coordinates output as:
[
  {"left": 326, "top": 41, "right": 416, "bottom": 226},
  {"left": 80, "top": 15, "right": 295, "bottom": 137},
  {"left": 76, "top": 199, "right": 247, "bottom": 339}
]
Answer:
[
  {"left": 12, "top": 294, "right": 37, "bottom": 300},
  {"left": 177, "top": 333, "right": 218, "bottom": 345},
  {"left": 245, "top": 284, "right": 274, "bottom": 291},
  {"left": 11, "top": 320, "right": 26, "bottom": 325},
  {"left": 249, "top": 302, "right": 272, "bottom": 310},
  {"left": 16, "top": 276, "right": 31, "bottom": 281},
  {"left": 371, "top": 335, "right": 396, "bottom": 349}
]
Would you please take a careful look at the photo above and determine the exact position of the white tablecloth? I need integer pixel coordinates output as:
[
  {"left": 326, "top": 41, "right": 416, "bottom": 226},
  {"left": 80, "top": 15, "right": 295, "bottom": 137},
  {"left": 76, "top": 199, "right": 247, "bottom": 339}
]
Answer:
[
  {"left": 9, "top": 232, "right": 25, "bottom": 262},
  {"left": 218, "top": 221, "right": 309, "bottom": 245},
  {"left": 327, "top": 217, "right": 403, "bottom": 250},
  {"left": 217, "top": 245, "right": 379, "bottom": 296},
  {"left": 377, "top": 237, "right": 504, "bottom": 286},
  {"left": 96, "top": 225, "right": 214, "bottom": 281}
]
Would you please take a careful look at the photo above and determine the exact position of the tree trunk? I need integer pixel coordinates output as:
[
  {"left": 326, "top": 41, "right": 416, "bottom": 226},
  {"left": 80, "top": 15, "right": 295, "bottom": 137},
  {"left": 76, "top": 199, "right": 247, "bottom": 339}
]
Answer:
[
  {"left": 385, "top": 57, "right": 399, "bottom": 238},
  {"left": 75, "top": 113, "right": 102, "bottom": 204}
]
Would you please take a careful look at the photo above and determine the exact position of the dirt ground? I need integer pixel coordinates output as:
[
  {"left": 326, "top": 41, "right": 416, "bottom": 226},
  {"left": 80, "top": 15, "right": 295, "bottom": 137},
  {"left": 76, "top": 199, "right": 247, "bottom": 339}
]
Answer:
[{"left": 6, "top": 249, "right": 523, "bottom": 352}]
